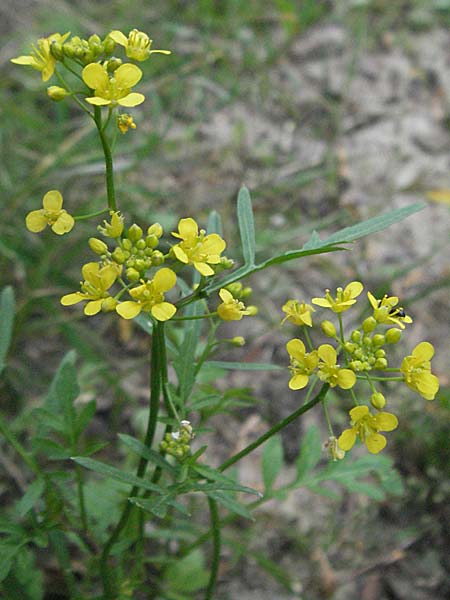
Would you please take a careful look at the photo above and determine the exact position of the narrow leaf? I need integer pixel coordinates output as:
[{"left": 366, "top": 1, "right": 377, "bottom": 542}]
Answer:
[
  {"left": 296, "top": 426, "right": 322, "bottom": 482},
  {"left": 206, "top": 491, "right": 253, "bottom": 519},
  {"left": 0, "top": 286, "right": 15, "bottom": 375},
  {"left": 204, "top": 361, "right": 283, "bottom": 371},
  {"left": 262, "top": 435, "right": 284, "bottom": 491},
  {"left": 71, "top": 457, "right": 165, "bottom": 493},
  {"left": 44, "top": 351, "right": 79, "bottom": 438},
  {"left": 207, "top": 210, "right": 223, "bottom": 236},
  {"left": 237, "top": 185, "right": 256, "bottom": 266},
  {"left": 118, "top": 433, "right": 177, "bottom": 474},
  {"left": 16, "top": 478, "right": 46, "bottom": 517}
]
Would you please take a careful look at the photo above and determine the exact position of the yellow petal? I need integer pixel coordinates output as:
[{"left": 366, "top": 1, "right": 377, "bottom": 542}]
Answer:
[
  {"left": 52, "top": 211, "right": 74, "bottom": 235},
  {"left": 367, "top": 291, "right": 378, "bottom": 309},
  {"left": 193, "top": 261, "right": 215, "bottom": 276},
  {"left": 349, "top": 405, "right": 369, "bottom": 423},
  {"left": 115, "top": 63, "right": 143, "bottom": 88},
  {"left": 344, "top": 281, "right": 363, "bottom": 299},
  {"left": 152, "top": 268, "right": 176, "bottom": 293},
  {"left": 177, "top": 218, "right": 198, "bottom": 240},
  {"left": 26, "top": 210, "right": 47, "bottom": 232},
  {"left": 41, "top": 61, "right": 56, "bottom": 82},
  {"left": 337, "top": 369, "right": 356, "bottom": 389},
  {"left": 85, "top": 96, "right": 111, "bottom": 106},
  {"left": 149, "top": 49, "right": 172, "bottom": 55},
  {"left": 286, "top": 338, "right": 306, "bottom": 360},
  {"left": 11, "top": 55, "right": 36, "bottom": 65},
  {"left": 151, "top": 302, "right": 176, "bottom": 321},
  {"left": 108, "top": 30, "right": 128, "bottom": 47},
  {"left": 82, "top": 63, "right": 109, "bottom": 90},
  {"left": 84, "top": 300, "right": 103, "bottom": 316},
  {"left": 116, "top": 301, "right": 142, "bottom": 319},
  {"left": 373, "top": 412, "right": 398, "bottom": 432},
  {"left": 366, "top": 433, "right": 386, "bottom": 454},
  {"left": 338, "top": 428, "right": 356, "bottom": 451},
  {"left": 60, "top": 293, "right": 84, "bottom": 306},
  {"left": 311, "top": 298, "right": 331, "bottom": 308},
  {"left": 416, "top": 373, "right": 439, "bottom": 400},
  {"left": 81, "top": 262, "right": 101, "bottom": 284},
  {"left": 219, "top": 289, "right": 233, "bottom": 303},
  {"left": 202, "top": 233, "right": 226, "bottom": 255},
  {"left": 412, "top": 341, "right": 435, "bottom": 362},
  {"left": 172, "top": 245, "right": 188, "bottom": 264},
  {"left": 318, "top": 344, "right": 336, "bottom": 365},
  {"left": 118, "top": 92, "right": 145, "bottom": 107},
  {"left": 289, "top": 373, "right": 309, "bottom": 390},
  {"left": 99, "top": 265, "right": 119, "bottom": 290},
  {"left": 42, "top": 190, "right": 63, "bottom": 212}
]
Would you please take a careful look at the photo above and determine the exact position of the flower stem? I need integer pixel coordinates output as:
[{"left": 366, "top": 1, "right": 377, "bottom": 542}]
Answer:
[
  {"left": 218, "top": 383, "right": 329, "bottom": 473},
  {"left": 204, "top": 498, "right": 221, "bottom": 600},
  {"left": 94, "top": 106, "right": 117, "bottom": 211},
  {"left": 74, "top": 207, "right": 110, "bottom": 221}
]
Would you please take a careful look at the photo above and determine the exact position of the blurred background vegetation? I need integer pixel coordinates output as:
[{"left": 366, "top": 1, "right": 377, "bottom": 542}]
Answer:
[{"left": 1, "top": 1, "right": 449, "bottom": 598}]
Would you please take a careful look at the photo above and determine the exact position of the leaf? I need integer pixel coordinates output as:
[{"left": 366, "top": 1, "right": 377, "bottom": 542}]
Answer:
[
  {"left": 118, "top": 433, "right": 177, "bottom": 474},
  {"left": 0, "top": 286, "right": 15, "bottom": 375},
  {"left": 342, "top": 479, "right": 386, "bottom": 500},
  {"left": 129, "top": 495, "right": 190, "bottom": 519},
  {"left": 0, "top": 540, "right": 28, "bottom": 583},
  {"left": 173, "top": 301, "right": 203, "bottom": 403},
  {"left": 206, "top": 490, "right": 253, "bottom": 519},
  {"left": 207, "top": 209, "right": 223, "bottom": 236},
  {"left": 237, "top": 186, "right": 256, "bottom": 266},
  {"left": 74, "top": 400, "right": 97, "bottom": 440},
  {"left": 204, "top": 361, "right": 283, "bottom": 371},
  {"left": 32, "top": 438, "right": 72, "bottom": 460},
  {"left": 163, "top": 549, "right": 209, "bottom": 594},
  {"left": 262, "top": 435, "right": 284, "bottom": 491},
  {"left": 71, "top": 457, "right": 165, "bottom": 493},
  {"left": 16, "top": 479, "right": 46, "bottom": 517},
  {"left": 295, "top": 425, "right": 322, "bottom": 482},
  {"left": 44, "top": 351, "right": 79, "bottom": 439}
]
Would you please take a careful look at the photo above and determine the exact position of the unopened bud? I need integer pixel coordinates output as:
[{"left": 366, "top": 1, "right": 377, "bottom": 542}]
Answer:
[
  {"left": 106, "top": 57, "right": 122, "bottom": 72},
  {"left": 127, "top": 224, "right": 143, "bottom": 242},
  {"left": 246, "top": 305, "right": 258, "bottom": 316},
  {"left": 362, "top": 316, "right": 377, "bottom": 333},
  {"left": 101, "top": 297, "right": 118, "bottom": 312},
  {"left": 126, "top": 268, "right": 140, "bottom": 282},
  {"left": 374, "top": 357, "right": 388, "bottom": 370},
  {"left": 103, "top": 36, "right": 115, "bottom": 55},
  {"left": 88, "top": 237, "right": 108, "bottom": 255},
  {"left": 151, "top": 250, "right": 164, "bottom": 265},
  {"left": 50, "top": 42, "right": 64, "bottom": 60},
  {"left": 351, "top": 330, "right": 361, "bottom": 343},
  {"left": 372, "top": 334, "right": 385, "bottom": 346},
  {"left": 386, "top": 328, "right": 402, "bottom": 344},
  {"left": 220, "top": 257, "right": 234, "bottom": 269},
  {"left": 47, "top": 86, "right": 69, "bottom": 101},
  {"left": 321, "top": 320, "right": 337, "bottom": 338},
  {"left": 370, "top": 392, "right": 386, "bottom": 410},
  {"left": 147, "top": 223, "right": 163, "bottom": 238},
  {"left": 231, "top": 336, "right": 246, "bottom": 346},
  {"left": 112, "top": 247, "right": 126, "bottom": 264}
]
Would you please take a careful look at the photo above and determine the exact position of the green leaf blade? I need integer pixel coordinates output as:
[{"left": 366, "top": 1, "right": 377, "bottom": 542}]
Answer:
[
  {"left": 0, "top": 286, "right": 15, "bottom": 376},
  {"left": 237, "top": 185, "right": 256, "bottom": 266}
]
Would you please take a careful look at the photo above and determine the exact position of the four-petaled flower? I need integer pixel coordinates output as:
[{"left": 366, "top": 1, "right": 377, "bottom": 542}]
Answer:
[
  {"left": 82, "top": 63, "right": 145, "bottom": 107},
  {"left": 401, "top": 341, "right": 439, "bottom": 400},
  {"left": 317, "top": 344, "right": 356, "bottom": 389},
  {"left": 286, "top": 339, "right": 319, "bottom": 390},
  {"left": 281, "top": 299, "right": 315, "bottom": 327},
  {"left": 11, "top": 32, "right": 70, "bottom": 82},
  {"left": 171, "top": 218, "right": 226, "bottom": 276},
  {"left": 367, "top": 292, "right": 413, "bottom": 329},
  {"left": 26, "top": 190, "right": 74, "bottom": 235},
  {"left": 61, "top": 262, "right": 120, "bottom": 315},
  {"left": 217, "top": 289, "right": 254, "bottom": 321},
  {"left": 109, "top": 29, "right": 171, "bottom": 62},
  {"left": 312, "top": 281, "right": 363, "bottom": 313},
  {"left": 338, "top": 405, "right": 398, "bottom": 454},
  {"left": 116, "top": 268, "right": 177, "bottom": 321}
]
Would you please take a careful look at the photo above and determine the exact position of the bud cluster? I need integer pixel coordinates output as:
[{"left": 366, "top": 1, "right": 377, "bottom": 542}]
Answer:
[
  {"left": 54, "top": 34, "right": 115, "bottom": 64},
  {"left": 159, "top": 421, "right": 194, "bottom": 461},
  {"left": 108, "top": 223, "right": 164, "bottom": 282}
]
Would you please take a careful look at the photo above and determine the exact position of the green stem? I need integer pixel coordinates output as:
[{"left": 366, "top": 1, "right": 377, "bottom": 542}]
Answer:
[
  {"left": 303, "top": 327, "right": 314, "bottom": 351},
  {"left": 170, "top": 312, "right": 218, "bottom": 321},
  {"left": 100, "top": 326, "right": 162, "bottom": 598},
  {"left": 204, "top": 498, "right": 221, "bottom": 600},
  {"left": 55, "top": 69, "right": 93, "bottom": 118},
  {"left": 74, "top": 208, "right": 110, "bottom": 221},
  {"left": 75, "top": 464, "right": 88, "bottom": 533},
  {"left": 94, "top": 106, "right": 117, "bottom": 211},
  {"left": 219, "top": 383, "right": 329, "bottom": 473},
  {"left": 356, "top": 375, "right": 403, "bottom": 382}
]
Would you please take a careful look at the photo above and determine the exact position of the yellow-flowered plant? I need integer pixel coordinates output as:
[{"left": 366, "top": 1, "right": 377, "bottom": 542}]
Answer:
[
  {"left": 281, "top": 299, "right": 315, "bottom": 327},
  {"left": 401, "top": 342, "right": 440, "bottom": 400},
  {"left": 217, "top": 288, "right": 256, "bottom": 321},
  {"left": 286, "top": 339, "right": 319, "bottom": 389},
  {"left": 338, "top": 406, "right": 398, "bottom": 454},
  {"left": 312, "top": 281, "right": 363, "bottom": 313},
  {"left": 82, "top": 62, "right": 145, "bottom": 107},
  {"left": 11, "top": 32, "right": 70, "bottom": 81},
  {"left": 26, "top": 190, "right": 74, "bottom": 235},
  {"left": 109, "top": 29, "right": 171, "bottom": 61},
  {"left": 367, "top": 291, "right": 413, "bottom": 329},
  {"left": 317, "top": 344, "right": 357, "bottom": 389},
  {"left": 116, "top": 268, "right": 177, "bottom": 321},
  {"left": 60, "top": 262, "right": 120, "bottom": 315},
  {"left": 171, "top": 217, "right": 226, "bottom": 276}
]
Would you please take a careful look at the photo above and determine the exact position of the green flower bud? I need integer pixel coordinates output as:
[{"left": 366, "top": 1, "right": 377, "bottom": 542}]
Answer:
[
  {"left": 375, "top": 349, "right": 386, "bottom": 358},
  {"left": 241, "top": 286, "right": 253, "bottom": 299},
  {"left": 101, "top": 297, "right": 118, "bottom": 312},
  {"left": 151, "top": 251, "right": 164, "bottom": 266},
  {"left": 145, "top": 235, "right": 159, "bottom": 248},
  {"left": 134, "top": 259, "right": 146, "bottom": 272},
  {"left": 350, "top": 360, "right": 362, "bottom": 371},
  {"left": 122, "top": 239, "right": 132, "bottom": 250},
  {"left": 147, "top": 223, "right": 163, "bottom": 238},
  {"left": 363, "top": 336, "right": 372, "bottom": 347},
  {"left": 127, "top": 224, "right": 143, "bottom": 242},
  {"left": 88, "top": 34, "right": 102, "bottom": 54},
  {"left": 62, "top": 43, "right": 75, "bottom": 58},
  {"left": 220, "top": 256, "right": 234, "bottom": 269},
  {"left": 88, "top": 237, "right": 108, "bottom": 255},
  {"left": 374, "top": 357, "right": 388, "bottom": 370},
  {"left": 50, "top": 42, "right": 64, "bottom": 60},
  {"left": 106, "top": 57, "right": 122, "bottom": 72},
  {"left": 372, "top": 334, "right": 385, "bottom": 346},
  {"left": 370, "top": 392, "right": 386, "bottom": 410},
  {"left": 362, "top": 316, "right": 377, "bottom": 333},
  {"left": 321, "top": 320, "right": 337, "bottom": 338},
  {"left": 126, "top": 268, "right": 140, "bottom": 282},
  {"left": 351, "top": 329, "right": 362, "bottom": 343},
  {"left": 136, "top": 239, "right": 146, "bottom": 250},
  {"left": 226, "top": 282, "right": 243, "bottom": 297},
  {"left": 112, "top": 247, "right": 126, "bottom": 264},
  {"left": 103, "top": 36, "right": 115, "bottom": 55},
  {"left": 231, "top": 336, "right": 246, "bottom": 346},
  {"left": 47, "top": 86, "right": 69, "bottom": 101},
  {"left": 386, "top": 328, "right": 402, "bottom": 344}
]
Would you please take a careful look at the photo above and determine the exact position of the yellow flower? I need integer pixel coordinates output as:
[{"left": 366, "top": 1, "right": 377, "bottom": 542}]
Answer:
[
  {"left": 317, "top": 344, "right": 356, "bottom": 389},
  {"left": 171, "top": 218, "right": 226, "bottom": 276},
  {"left": 11, "top": 32, "right": 70, "bottom": 82},
  {"left": 61, "top": 262, "right": 119, "bottom": 316},
  {"left": 117, "top": 113, "right": 136, "bottom": 134},
  {"left": 116, "top": 268, "right": 177, "bottom": 321},
  {"left": 286, "top": 339, "right": 319, "bottom": 390},
  {"left": 82, "top": 63, "right": 145, "bottom": 107},
  {"left": 108, "top": 29, "right": 171, "bottom": 62},
  {"left": 281, "top": 299, "right": 315, "bottom": 327},
  {"left": 312, "top": 281, "right": 363, "bottom": 313},
  {"left": 26, "top": 190, "right": 74, "bottom": 235},
  {"left": 217, "top": 289, "right": 255, "bottom": 321},
  {"left": 98, "top": 211, "right": 124, "bottom": 238},
  {"left": 401, "top": 341, "right": 439, "bottom": 400},
  {"left": 367, "top": 292, "right": 413, "bottom": 329},
  {"left": 338, "top": 405, "right": 398, "bottom": 454}
]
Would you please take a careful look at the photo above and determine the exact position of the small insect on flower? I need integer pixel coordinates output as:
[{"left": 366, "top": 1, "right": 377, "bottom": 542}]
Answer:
[
  {"left": 26, "top": 190, "right": 74, "bottom": 235},
  {"left": 367, "top": 292, "right": 412, "bottom": 329}
]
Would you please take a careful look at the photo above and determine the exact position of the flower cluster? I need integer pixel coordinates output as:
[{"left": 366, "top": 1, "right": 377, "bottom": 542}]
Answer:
[
  {"left": 283, "top": 282, "right": 439, "bottom": 456},
  {"left": 159, "top": 421, "right": 194, "bottom": 461}
]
